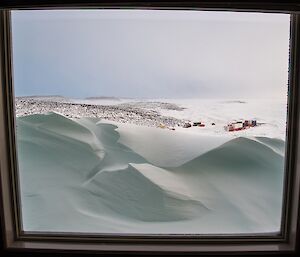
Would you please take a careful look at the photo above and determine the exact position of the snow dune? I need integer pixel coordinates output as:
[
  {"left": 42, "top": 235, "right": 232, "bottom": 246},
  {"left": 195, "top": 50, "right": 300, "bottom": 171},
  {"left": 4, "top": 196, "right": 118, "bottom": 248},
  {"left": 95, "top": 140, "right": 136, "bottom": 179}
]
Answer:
[
  {"left": 114, "top": 122, "right": 232, "bottom": 167},
  {"left": 17, "top": 112, "right": 285, "bottom": 234}
]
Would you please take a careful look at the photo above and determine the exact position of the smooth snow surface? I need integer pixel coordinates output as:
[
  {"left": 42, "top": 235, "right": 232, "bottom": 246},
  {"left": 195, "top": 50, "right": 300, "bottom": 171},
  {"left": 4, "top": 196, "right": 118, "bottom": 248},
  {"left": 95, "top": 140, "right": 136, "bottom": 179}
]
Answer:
[
  {"left": 17, "top": 112, "right": 285, "bottom": 234},
  {"left": 114, "top": 122, "right": 231, "bottom": 167}
]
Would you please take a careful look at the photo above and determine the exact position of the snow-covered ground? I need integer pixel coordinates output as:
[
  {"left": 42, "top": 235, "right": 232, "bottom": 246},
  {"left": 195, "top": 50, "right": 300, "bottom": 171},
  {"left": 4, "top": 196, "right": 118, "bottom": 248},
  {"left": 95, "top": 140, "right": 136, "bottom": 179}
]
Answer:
[
  {"left": 16, "top": 96, "right": 288, "bottom": 140},
  {"left": 15, "top": 95, "right": 287, "bottom": 234},
  {"left": 157, "top": 98, "right": 288, "bottom": 140},
  {"left": 17, "top": 113, "right": 285, "bottom": 234},
  {"left": 15, "top": 96, "right": 183, "bottom": 128}
]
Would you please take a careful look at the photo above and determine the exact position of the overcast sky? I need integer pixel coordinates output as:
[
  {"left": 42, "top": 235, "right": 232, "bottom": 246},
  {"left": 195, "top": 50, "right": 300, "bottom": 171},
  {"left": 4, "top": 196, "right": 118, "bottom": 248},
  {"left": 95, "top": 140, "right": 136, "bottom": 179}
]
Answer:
[{"left": 12, "top": 10, "right": 290, "bottom": 99}]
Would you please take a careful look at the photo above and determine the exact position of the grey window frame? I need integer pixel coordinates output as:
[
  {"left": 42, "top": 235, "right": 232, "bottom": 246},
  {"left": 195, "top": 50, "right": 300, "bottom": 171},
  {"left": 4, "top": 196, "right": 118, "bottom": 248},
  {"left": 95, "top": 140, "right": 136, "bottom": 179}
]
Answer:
[{"left": 0, "top": 1, "right": 300, "bottom": 255}]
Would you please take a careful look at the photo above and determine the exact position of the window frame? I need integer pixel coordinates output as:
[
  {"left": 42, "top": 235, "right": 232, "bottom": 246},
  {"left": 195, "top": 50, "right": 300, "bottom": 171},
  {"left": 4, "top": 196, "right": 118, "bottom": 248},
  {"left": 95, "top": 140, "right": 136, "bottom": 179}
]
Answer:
[{"left": 0, "top": 1, "right": 300, "bottom": 254}]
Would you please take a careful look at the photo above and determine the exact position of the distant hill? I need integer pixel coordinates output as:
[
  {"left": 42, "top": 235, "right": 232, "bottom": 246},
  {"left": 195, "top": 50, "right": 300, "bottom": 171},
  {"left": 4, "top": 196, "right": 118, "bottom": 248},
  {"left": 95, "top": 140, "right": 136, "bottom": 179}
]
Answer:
[
  {"left": 16, "top": 95, "right": 68, "bottom": 102},
  {"left": 16, "top": 95, "right": 65, "bottom": 99},
  {"left": 85, "top": 96, "right": 120, "bottom": 101}
]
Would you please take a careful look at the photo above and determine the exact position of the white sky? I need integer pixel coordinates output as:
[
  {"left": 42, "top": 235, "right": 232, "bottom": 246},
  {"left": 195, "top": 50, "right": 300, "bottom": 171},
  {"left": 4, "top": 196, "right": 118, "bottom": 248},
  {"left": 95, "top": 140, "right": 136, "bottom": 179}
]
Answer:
[{"left": 12, "top": 10, "right": 290, "bottom": 99}]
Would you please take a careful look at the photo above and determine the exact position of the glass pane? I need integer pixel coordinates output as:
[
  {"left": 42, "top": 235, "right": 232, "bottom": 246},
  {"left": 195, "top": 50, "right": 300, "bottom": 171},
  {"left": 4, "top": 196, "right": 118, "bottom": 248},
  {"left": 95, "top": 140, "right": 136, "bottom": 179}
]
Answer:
[{"left": 12, "top": 9, "right": 290, "bottom": 234}]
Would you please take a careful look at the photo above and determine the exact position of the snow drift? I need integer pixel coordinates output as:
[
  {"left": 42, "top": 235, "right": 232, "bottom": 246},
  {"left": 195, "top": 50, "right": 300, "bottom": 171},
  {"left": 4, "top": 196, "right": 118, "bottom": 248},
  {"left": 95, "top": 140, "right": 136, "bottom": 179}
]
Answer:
[{"left": 17, "top": 112, "right": 285, "bottom": 234}]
